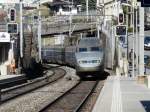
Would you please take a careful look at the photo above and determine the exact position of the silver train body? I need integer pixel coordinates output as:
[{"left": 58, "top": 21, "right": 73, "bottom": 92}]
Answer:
[
  {"left": 41, "top": 37, "right": 105, "bottom": 77},
  {"left": 75, "top": 37, "right": 104, "bottom": 74}
]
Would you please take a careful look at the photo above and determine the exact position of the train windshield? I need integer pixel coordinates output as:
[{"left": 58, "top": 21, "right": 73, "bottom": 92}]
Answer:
[
  {"left": 91, "top": 47, "right": 100, "bottom": 51},
  {"left": 79, "top": 48, "right": 87, "bottom": 52}
]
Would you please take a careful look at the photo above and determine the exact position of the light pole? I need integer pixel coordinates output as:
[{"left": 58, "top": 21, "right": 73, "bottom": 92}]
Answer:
[
  {"left": 86, "top": 0, "right": 89, "bottom": 21},
  {"left": 20, "top": 0, "right": 23, "bottom": 58},
  {"left": 135, "top": 4, "right": 139, "bottom": 75},
  {"left": 69, "top": 5, "right": 72, "bottom": 37},
  {"left": 126, "top": 6, "right": 129, "bottom": 60},
  {"left": 38, "top": 3, "right": 42, "bottom": 62},
  {"left": 96, "top": 1, "right": 104, "bottom": 39},
  {"left": 132, "top": 1, "right": 135, "bottom": 77},
  {"left": 139, "top": 2, "right": 145, "bottom": 76}
]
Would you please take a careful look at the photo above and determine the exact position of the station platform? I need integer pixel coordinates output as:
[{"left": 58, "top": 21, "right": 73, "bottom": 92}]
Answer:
[
  {"left": 92, "top": 76, "right": 150, "bottom": 112},
  {"left": 0, "top": 74, "right": 26, "bottom": 89},
  {"left": 0, "top": 74, "right": 25, "bottom": 83}
]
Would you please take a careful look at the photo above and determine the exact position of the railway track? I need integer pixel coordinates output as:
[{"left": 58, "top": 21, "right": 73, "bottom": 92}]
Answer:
[
  {"left": 0, "top": 75, "right": 27, "bottom": 89},
  {"left": 39, "top": 80, "right": 99, "bottom": 112},
  {"left": 0, "top": 67, "right": 66, "bottom": 102},
  {"left": 0, "top": 66, "right": 79, "bottom": 112}
]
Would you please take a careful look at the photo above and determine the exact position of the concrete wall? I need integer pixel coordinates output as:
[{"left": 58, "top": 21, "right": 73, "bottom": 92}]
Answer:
[{"left": 42, "top": 37, "right": 55, "bottom": 46}]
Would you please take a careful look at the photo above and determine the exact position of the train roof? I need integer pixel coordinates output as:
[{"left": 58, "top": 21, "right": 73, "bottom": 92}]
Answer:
[{"left": 78, "top": 37, "right": 100, "bottom": 47}]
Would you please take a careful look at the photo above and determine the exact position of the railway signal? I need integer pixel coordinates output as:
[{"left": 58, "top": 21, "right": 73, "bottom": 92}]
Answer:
[
  {"left": 120, "top": 0, "right": 128, "bottom": 3},
  {"left": 115, "top": 25, "right": 127, "bottom": 36},
  {"left": 141, "top": 0, "right": 150, "bottom": 7},
  {"left": 7, "top": 23, "right": 18, "bottom": 34},
  {"left": 10, "top": 8, "right": 16, "bottom": 22},
  {"left": 137, "top": 0, "right": 150, "bottom": 7},
  {"left": 118, "top": 13, "right": 124, "bottom": 24}
]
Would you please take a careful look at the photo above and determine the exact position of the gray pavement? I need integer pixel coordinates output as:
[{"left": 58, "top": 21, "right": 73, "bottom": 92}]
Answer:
[{"left": 92, "top": 76, "right": 150, "bottom": 112}]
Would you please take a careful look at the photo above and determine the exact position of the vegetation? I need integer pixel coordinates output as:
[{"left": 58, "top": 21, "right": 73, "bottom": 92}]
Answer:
[
  {"left": 74, "top": 0, "right": 96, "bottom": 11},
  {"left": 128, "top": 27, "right": 133, "bottom": 32}
]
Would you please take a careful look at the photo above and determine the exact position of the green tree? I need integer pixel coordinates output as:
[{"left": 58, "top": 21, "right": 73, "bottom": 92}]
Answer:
[{"left": 74, "top": 0, "right": 96, "bottom": 11}]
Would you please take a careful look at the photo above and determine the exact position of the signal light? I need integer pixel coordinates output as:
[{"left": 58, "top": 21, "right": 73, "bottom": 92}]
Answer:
[
  {"left": 115, "top": 25, "right": 127, "bottom": 36},
  {"left": 10, "top": 8, "right": 16, "bottom": 22},
  {"left": 7, "top": 23, "right": 18, "bottom": 34},
  {"left": 141, "top": 0, "right": 150, "bottom": 7},
  {"left": 121, "top": 0, "right": 128, "bottom": 3},
  {"left": 119, "top": 13, "right": 124, "bottom": 24}
]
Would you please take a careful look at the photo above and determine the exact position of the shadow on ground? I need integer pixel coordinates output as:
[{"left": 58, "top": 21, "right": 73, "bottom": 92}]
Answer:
[{"left": 81, "top": 71, "right": 110, "bottom": 81}]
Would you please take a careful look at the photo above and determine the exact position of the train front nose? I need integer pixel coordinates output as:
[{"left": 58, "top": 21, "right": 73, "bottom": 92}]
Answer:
[
  {"left": 76, "top": 59, "right": 101, "bottom": 72},
  {"left": 75, "top": 52, "right": 103, "bottom": 72}
]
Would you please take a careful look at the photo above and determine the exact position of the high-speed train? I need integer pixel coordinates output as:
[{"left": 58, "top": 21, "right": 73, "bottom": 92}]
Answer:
[
  {"left": 41, "top": 37, "right": 105, "bottom": 77},
  {"left": 75, "top": 37, "right": 105, "bottom": 75}
]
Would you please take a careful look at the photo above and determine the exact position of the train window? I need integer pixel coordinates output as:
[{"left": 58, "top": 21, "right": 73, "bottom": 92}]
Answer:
[
  {"left": 91, "top": 47, "right": 100, "bottom": 51},
  {"left": 79, "top": 48, "right": 87, "bottom": 52}
]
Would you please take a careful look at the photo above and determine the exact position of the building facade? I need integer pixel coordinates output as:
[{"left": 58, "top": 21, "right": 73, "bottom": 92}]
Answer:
[{"left": 0, "top": 7, "right": 11, "bottom": 75}]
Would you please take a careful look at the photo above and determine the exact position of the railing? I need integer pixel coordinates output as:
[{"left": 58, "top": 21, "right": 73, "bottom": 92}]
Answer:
[
  {"left": 41, "top": 22, "right": 97, "bottom": 35},
  {"left": 41, "top": 11, "right": 99, "bottom": 35}
]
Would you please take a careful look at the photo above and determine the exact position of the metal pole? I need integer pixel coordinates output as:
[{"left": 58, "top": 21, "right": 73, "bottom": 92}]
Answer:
[
  {"left": 126, "top": 6, "right": 129, "bottom": 59},
  {"left": 112, "top": 25, "right": 114, "bottom": 69},
  {"left": 69, "top": 2, "right": 72, "bottom": 37},
  {"left": 38, "top": 4, "right": 41, "bottom": 61},
  {"left": 132, "top": 3, "right": 135, "bottom": 77},
  {"left": 139, "top": 2, "right": 144, "bottom": 76},
  {"left": 97, "top": 23, "right": 100, "bottom": 38},
  {"left": 80, "top": 33, "right": 83, "bottom": 39},
  {"left": 12, "top": 40, "right": 14, "bottom": 56},
  {"left": 69, "top": 12, "right": 72, "bottom": 37},
  {"left": 86, "top": 0, "right": 89, "bottom": 21},
  {"left": 111, "top": 0, "right": 115, "bottom": 69},
  {"left": 135, "top": 5, "right": 139, "bottom": 75},
  {"left": 114, "top": 0, "right": 119, "bottom": 68},
  {"left": 20, "top": 0, "right": 23, "bottom": 58},
  {"left": 115, "top": 0, "right": 119, "bottom": 68}
]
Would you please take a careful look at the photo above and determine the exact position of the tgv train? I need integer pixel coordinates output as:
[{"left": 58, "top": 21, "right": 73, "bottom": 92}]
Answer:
[
  {"left": 42, "top": 37, "right": 105, "bottom": 77},
  {"left": 75, "top": 37, "right": 104, "bottom": 75}
]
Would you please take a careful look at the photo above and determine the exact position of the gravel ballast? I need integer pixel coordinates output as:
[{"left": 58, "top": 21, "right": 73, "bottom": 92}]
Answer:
[{"left": 0, "top": 66, "right": 79, "bottom": 112}]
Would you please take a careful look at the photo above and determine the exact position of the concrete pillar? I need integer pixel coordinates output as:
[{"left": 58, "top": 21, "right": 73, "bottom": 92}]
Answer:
[{"left": 139, "top": 2, "right": 144, "bottom": 76}]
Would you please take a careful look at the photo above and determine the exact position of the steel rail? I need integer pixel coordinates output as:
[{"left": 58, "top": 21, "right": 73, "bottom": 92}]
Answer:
[
  {"left": 39, "top": 81, "right": 98, "bottom": 112},
  {"left": 0, "top": 66, "right": 66, "bottom": 103},
  {"left": 74, "top": 81, "right": 98, "bottom": 112}
]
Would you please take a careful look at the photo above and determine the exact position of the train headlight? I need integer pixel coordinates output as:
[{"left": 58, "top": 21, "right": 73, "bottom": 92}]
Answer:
[
  {"left": 92, "top": 60, "right": 101, "bottom": 63},
  {"left": 78, "top": 60, "right": 87, "bottom": 64},
  {"left": 78, "top": 61, "right": 82, "bottom": 64},
  {"left": 97, "top": 60, "right": 101, "bottom": 63}
]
